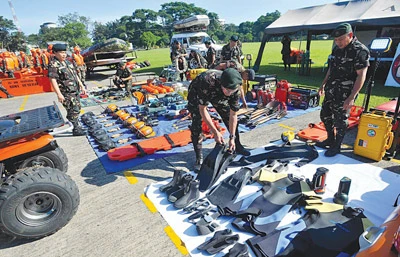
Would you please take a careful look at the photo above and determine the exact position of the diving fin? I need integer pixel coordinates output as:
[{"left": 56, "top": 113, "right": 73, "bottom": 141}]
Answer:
[
  {"left": 196, "top": 143, "right": 227, "bottom": 192},
  {"left": 206, "top": 167, "right": 252, "bottom": 208}
]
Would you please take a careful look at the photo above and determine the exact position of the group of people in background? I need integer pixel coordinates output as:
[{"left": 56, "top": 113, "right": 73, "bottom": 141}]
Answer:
[{"left": 170, "top": 35, "right": 244, "bottom": 81}]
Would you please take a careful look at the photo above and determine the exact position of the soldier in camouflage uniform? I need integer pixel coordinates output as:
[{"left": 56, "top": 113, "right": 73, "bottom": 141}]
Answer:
[
  {"left": 113, "top": 60, "right": 132, "bottom": 93},
  {"left": 48, "top": 43, "right": 87, "bottom": 136},
  {"left": 205, "top": 41, "right": 216, "bottom": 68},
  {"left": 317, "top": 23, "right": 369, "bottom": 157},
  {"left": 220, "top": 35, "right": 242, "bottom": 64},
  {"left": 187, "top": 68, "right": 251, "bottom": 171},
  {"left": 171, "top": 41, "right": 188, "bottom": 81},
  {"left": 0, "top": 81, "right": 13, "bottom": 98}
]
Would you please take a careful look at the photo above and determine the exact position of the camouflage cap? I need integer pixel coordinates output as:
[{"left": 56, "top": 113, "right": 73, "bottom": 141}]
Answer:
[
  {"left": 221, "top": 68, "right": 242, "bottom": 89},
  {"left": 52, "top": 43, "right": 67, "bottom": 52},
  {"left": 230, "top": 35, "right": 239, "bottom": 42},
  {"left": 204, "top": 40, "right": 211, "bottom": 45},
  {"left": 332, "top": 23, "right": 352, "bottom": 38}
]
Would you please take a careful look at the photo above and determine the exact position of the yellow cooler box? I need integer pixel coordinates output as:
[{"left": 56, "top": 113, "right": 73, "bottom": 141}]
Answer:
[
  {"left": 189, "top": 68, "right": 208, "bottom": 80},
  {"left": 354, "top": 112, "right": 394, "bottom": 161}
]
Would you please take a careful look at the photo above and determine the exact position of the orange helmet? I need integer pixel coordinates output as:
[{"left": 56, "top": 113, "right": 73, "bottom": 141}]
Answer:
[{"left": 74, "top": 46, "right": 81, "bottom": 52}]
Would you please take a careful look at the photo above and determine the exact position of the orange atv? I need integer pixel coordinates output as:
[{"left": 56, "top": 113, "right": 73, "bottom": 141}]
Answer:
[{"left": 0, "top": 103, "right": 79, "bottom": 239}]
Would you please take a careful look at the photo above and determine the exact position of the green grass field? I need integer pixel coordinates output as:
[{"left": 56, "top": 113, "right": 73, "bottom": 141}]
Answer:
[{"left": 130, "top": 40, "right": 397, "bottom": 109}]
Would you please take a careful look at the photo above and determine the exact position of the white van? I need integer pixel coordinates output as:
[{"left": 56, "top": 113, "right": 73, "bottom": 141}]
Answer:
[{"left": 170, "top": 31, "right": 223, "bottom": 60}]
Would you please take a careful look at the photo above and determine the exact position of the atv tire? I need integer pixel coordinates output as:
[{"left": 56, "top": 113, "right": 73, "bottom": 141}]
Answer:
[
  {"left": 0, "top": 167, "right": 80, "bottom": 239},
  {"left": 17, "top": 147, "right": 68, "bottom": 172}
]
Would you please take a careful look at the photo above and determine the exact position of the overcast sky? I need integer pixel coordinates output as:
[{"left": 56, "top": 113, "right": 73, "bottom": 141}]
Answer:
[{"left": 1, "top": 0, "right": 337, "bottom": 35}]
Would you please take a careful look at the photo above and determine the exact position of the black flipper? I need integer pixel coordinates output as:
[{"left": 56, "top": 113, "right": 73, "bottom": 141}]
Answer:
[
  {"left": 206, "top": 167, "right": 252, "bottom": 208},
  {"left": 223, "top": 243, "right": 249, "bottom": 257},
  {"left": 197, "top": 229, "right": 239, "bottom": 254},
  {"left": 196, "top": 143, "right": 227, "bottom": 192}
]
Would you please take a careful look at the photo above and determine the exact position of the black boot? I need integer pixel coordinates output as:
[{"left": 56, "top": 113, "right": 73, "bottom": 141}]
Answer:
[
  {"left": 325, "top": 133, "right": 344, "bottom": 157},
  {"left": 174, "top": 179, "right": 200, "bottom": 209},
  {"left": 159, "top": 170, "right": 185, "bottom": 192},
  {"left": 168, "top": 175, "right": 193, "bottom": 203},
  {"left": 192, "top": 135, "right": 203, "bottom": 173},
  {"left": 316, "top": 127, "right": 335, "bottom": 149},
  {"left": 235, "top": 137, "right": 250, "bottom": 156},
  {"left": 72, "top": 121, "right": 87, "bottom": 136}
]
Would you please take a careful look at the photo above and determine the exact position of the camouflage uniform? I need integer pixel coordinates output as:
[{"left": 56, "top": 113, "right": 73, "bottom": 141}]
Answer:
[
  {"left": 320, "top": 36, "right": 369, "bottom": 150},
  {"left": 0, "top": 81, "right": 13, "bottom": 98},
  {"left": 206, "top": 46, "right": 217, "bottom": 68},
  {"left": 48, "top": 58, "right": 83, "bottom": 131},
  {"left": 187, "top": 69, "right": 243, "bottom": 167},
  {"left": 171, "top": 47, "right": 187, "bottom": 81},
  {"left": 221, "top": 43, "right": 241, "bottom": 63},
  {"left": 114, "top": 66, "right": 132, "bottom": 93}
]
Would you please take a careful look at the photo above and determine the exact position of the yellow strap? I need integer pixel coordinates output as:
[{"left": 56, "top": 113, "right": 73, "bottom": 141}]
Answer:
[
  {"left": 259, "top": 169, "right": 287, "bottom": 182},
  {"left": 305, "top": 202, "right": 343, "bottom": 213}
]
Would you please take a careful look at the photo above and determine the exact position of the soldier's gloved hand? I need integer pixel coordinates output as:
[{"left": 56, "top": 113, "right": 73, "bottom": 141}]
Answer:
[{"left": 214, "top": 131, "right": 224, "bottom": 145}]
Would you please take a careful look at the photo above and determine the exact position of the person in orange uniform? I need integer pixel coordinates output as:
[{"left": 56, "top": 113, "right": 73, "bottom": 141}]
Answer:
[
  {"left": 30, "top": 49, "right": 41, "bottom": 73},
  {"left": 72, "top": 46, "right": 87, "bottom": 89}
]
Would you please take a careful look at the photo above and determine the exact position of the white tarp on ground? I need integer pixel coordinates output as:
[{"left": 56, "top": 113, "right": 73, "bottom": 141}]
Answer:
[
  {"left": 264, "top": 0, "right": 400, "bottom": 35},
  {"left": 145, "top": 142, "right": 400, "bottom": 257}
]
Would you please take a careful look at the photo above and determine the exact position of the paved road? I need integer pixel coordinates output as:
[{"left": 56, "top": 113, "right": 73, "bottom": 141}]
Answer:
[{"left": 0, "top": 70, "right": 398, "bottom": 257}]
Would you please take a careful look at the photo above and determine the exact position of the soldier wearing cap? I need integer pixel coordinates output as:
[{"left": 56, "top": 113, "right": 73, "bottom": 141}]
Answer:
[
  {"left": 221, "top": 35, "right": 242, "bottom": 64},
  {"left": 317, "top": 23, "right": 370, "bottom": 157},
  {"left": 214, "top": 60, "right": 255, "bottom": 109},
  {"left": 113, "top": 59, "right": 132, "bottom": 93},
  {"left": 187, "top": 68, "right": 251, "bottom": 171},
  {"left": 204, "top": 41, "right": 216, "bottom": 68},
  {"left": 48, "top": 43, "right": 87, "bottom": 136}
]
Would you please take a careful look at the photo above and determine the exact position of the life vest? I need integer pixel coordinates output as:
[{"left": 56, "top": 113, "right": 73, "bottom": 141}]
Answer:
[{"left": 73, "top": 53, "right": 85, "bottom": 66}]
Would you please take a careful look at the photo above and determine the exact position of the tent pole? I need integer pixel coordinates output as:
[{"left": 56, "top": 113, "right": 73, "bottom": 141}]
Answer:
[
  {"left": 253, "top": 33, "right": 271, "bottom": 72},
  {"left": 306, "top": 30, "right": 312, "bottom": 52}
]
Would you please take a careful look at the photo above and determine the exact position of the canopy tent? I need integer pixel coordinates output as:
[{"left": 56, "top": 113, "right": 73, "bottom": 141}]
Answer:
[{"left": 254, "top": 0, "right": 400, "bottom": 71}]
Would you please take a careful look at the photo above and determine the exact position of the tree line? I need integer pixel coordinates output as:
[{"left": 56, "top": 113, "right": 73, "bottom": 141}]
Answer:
[{"left": 0, "top": 2, "right": 281, "bottom": 51}]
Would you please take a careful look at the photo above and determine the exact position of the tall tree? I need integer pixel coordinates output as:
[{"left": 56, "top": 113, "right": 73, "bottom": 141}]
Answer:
[
  {"left": 160, "top": 2, "right": 207, "bottom": 24},
  {"left": 140, "top": 31, "right": 157, "bottom": 50},
  {"left": 253, "top": 10, "right": 280, "bottom": 41},
  {"left": 0, "top": 16, "right": 17, "bottom": 49},
  {"left": 58, "top": 12, "right": 92, "bottom": 30}
]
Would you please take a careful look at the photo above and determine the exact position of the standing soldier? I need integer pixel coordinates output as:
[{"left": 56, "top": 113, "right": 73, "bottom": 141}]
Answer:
[
  {"left": 48, "top": 43, "right": 87, "bottom": 136},
  {"left": 221, "top": 35, "right": 242, "bottom": 64},
  {"left": 187, "top": 68, "right": 251, "bottom": 171},
  {"left": 72, "top": 46, "right": 87, "bottom": 89},
  {"left": 171, "top": 41, "right": 188, "bottom": 81},
  {"left": 205, "top": 41, "right": 216, "bottom": 68},
  {"left": 317, "top": 23, "right": 369, "bottom": 157}
]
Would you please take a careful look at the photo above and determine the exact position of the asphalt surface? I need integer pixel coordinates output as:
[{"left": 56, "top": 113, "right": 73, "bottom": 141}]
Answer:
[{"left": 0, "top": 69, "right": 399, "bottom": 257}]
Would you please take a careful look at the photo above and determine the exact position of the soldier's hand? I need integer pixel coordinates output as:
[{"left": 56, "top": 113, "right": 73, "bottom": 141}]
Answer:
[
  {"left": 343, "top": 97, "right": 354, "bottom": 110},
  {"left": 318, "top": 86, "right": 325, "bottom": 96},
  {"left": 228, "top": 138, "right": 235, "bottom": 152},
  {"left": 57, "top": 94, "right": 65, "bottom": 103},
  {"left": 214, "top": 131, "right": 224, "bottom": 144}
]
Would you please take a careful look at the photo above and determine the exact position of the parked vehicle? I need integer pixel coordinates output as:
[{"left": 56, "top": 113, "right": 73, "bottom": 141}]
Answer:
[{"left": 0, "top": 104, "right": 79, "bottom": 239}]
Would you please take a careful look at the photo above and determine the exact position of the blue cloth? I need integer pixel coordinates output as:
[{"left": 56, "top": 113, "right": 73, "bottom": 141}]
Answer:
[{"left": 85, "top": 105, "right": 320, "bottom": 174}]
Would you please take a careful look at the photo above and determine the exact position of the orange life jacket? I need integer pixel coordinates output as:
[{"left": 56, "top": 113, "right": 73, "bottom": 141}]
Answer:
[{"left": 73, "top": 53, "right": 85, "bottom": 66}]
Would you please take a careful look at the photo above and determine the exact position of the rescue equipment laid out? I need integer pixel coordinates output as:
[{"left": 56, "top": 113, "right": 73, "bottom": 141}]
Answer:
[{"left": 297, "top": 105, "right": 364, "bottom": 142}]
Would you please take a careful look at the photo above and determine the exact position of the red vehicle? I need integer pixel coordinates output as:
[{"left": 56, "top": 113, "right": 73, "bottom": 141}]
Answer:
[{"left": 356, "top": 205, "right": 400, "bottom": 257}]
